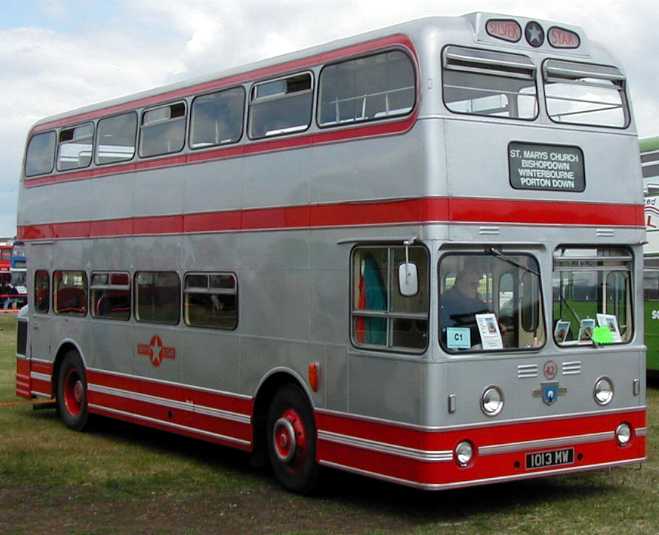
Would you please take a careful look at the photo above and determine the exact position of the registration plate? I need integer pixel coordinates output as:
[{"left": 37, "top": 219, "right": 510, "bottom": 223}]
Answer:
[{"left": 525, "top": 448, "right": 574, "bottom": 470}]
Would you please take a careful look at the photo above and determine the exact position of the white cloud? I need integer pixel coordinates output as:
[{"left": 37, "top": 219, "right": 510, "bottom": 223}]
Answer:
[{"left": 2, "top": 1, "right": 659, "bottom": 236}]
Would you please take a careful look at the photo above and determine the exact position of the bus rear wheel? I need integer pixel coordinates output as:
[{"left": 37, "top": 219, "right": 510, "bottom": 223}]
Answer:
[
  {"left": 56, "top": 351, "right": 89, "bottom": 431},
  {"left": 266, "top": 384, "right": 319, "bottom": 494}
]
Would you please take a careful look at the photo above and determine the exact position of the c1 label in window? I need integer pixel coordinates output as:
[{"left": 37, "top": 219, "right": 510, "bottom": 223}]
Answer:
[{"left": 509, "top": 142, "right": 585, "bottom": 192}]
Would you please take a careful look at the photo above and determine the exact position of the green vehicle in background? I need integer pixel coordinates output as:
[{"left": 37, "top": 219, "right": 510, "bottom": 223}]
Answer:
[{"left": 642, "top": 136, "right": 659, "bottom": 375}]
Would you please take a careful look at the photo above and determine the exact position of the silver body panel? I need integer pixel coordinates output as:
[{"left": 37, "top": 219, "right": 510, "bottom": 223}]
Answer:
[{"left": 18, "top": 13, "right": 645, "bottom": 433}]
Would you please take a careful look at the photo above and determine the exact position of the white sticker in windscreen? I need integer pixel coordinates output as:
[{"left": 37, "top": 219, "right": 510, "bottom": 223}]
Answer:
[{"left": 447, "top": 327, "right": 471, "bottom": 349}]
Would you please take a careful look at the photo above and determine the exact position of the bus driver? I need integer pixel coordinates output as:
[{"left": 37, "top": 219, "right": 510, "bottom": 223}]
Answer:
[{"left": 440, "top": 264, "right": 491, "bottom": 349}]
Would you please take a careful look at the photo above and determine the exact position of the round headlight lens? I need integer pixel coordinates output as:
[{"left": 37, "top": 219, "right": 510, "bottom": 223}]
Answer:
[
  {"left": 481, "top": 386, "right": 504, "bottom": 416},
  {"left": 615, "top": 423, "right": 631, "bottom": 445},
  {"left": 455, "top": 441, "right": 474, "bottom": 466},
  {"left": 594, "top": 377, "right": 614, "bottom": 406}
]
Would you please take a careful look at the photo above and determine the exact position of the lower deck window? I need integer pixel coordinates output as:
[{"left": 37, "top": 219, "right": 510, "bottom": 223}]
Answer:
[
  {"left": 135, "top": 271, "right": 180, "bottom": 324},
  {"left": 34, "top": 270, "right": 50, "bottom": 313},
  {"left": 553, "top": 247, "right": 633, "bottom": 345},
  {"left": 53, "top": 271, "right": 87, "bottom": 316},
  {"left": 439, "top": 252, "right": 545, "bottom": 353},
  {"left": 351, "top": 245, "right": 429, "bottom": 352},
  {"left": 91, "top": 272, "right": 131, "bottom": 321},
  {"left": 184, "top": 273, "right": 238, "bottom": 329}
]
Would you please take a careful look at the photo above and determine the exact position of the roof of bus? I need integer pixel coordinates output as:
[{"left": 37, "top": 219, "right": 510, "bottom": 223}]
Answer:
[
  {"left": 641, "top": 137, "right": 659, "bottom": 153},
  {"left": 30, "top": 12, "right": 618, "bottom": 133}
]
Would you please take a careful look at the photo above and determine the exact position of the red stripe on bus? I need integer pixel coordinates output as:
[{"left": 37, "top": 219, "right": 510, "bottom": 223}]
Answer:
[
  {"left": 30, "top": 360, "right": 54, "bottom": 375},
  {"left": 87, "top": 369, "right": 253, "bottom": 416},
  {"left": 16, "top": 358, "right": 30, "bottom": 376},
  {"left": 449, "top": 197, "right": 645, "bottom": 226},
  {"left": 16, "top": 389, "right": 31, "bottom": 399},
  {"left": 30, "top": 377, "right": 52, "bottom": 396},
  {"left": 31, "top": 34, "right": 417, "bottom": 134},
  {"left": 88, "top": 390, "right": 252, "bottom": 445},
  {"left": 17, "top": 198, "right": 644, "bottom": 240},
  {"left": 89, "top": 404, "right": 252, "bottom": 452},
  {"left": 316, "top": 408, "right": 646, "bottom": 451},
  {"left": 316, "top": 409, "right": 646, "bottom": 486},
  {"left": 24, "top": 114, "right": 417, "bottom": 189},
  {"left": 317, "top": 434, "right": 645, "bottom": 487}
]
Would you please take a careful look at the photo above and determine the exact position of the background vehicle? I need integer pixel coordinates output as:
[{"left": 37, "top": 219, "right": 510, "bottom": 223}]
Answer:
[
  {"left": 16, "top": 12, "right": 646, "bottom": 492},
  {"left": 10, "top": 240, "right": 27, "bottom": 308},
  {"left": 642, "top": 137, "right": 659, "bottom": 374}
]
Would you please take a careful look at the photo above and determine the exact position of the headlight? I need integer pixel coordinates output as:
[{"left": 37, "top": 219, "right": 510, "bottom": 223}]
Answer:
[
  {"left": 455, "top": 441, "right": 473, "bottom": 466},
  {"left": 481, "top": 386, "right": 504, "bottom": 416},
  {"left": 615, "top": 423, "right": 631, "bottom": 445},
  {"left": 594, "top": 377, "right": 614, "bottom": 406}
]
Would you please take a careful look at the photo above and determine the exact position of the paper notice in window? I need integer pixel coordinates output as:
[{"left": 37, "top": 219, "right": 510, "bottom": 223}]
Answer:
[
  {"left": 475, "top": 313, "right": 503, "bottom": 350},
  {"left": 596, "top": 314, "right": 622, "bottom": 343}
]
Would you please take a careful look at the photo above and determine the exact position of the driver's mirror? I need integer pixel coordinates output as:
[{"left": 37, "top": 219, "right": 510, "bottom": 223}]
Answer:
[{"left": 398, "top": 262, "right": 418, "bottom": 296}]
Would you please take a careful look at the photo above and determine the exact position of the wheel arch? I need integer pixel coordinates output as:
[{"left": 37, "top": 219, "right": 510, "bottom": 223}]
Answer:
[
  {"left": 251, "top": 367, "right": 314, "bottom": 466},
  {"left": 51, "top": 338, "right": 88, "bottom": 398}
]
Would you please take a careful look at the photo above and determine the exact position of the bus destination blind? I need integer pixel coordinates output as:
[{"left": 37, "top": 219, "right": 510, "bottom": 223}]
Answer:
[{"left": 509, "top": 142, "right": 585, "bottom": 192}]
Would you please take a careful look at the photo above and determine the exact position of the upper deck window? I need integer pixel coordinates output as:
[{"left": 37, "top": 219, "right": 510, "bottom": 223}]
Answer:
[
  {"left": 57, "top": 123, "right": 94, "bottom": 171},
  {"left": 442, "top": 46, "right": 538, "bottom": 120},
  {"left": 318, "top": 50, "right": 415, "bottom": 127},
  {"left": 139, "top": 102, "right": 186, "bottom": 158},
  {"left": 543, "top": 60, "right": 629, "bottom": 128},
  {"left": 552, "top": 247, "right": 633, "bottom": 346},
  {"left": 95, "top": 112, "right": 137, "bottom": 165},
  {"left": 190, "top": 87, "right": 244, "bottom": 149},
  {"left": 25, "top": 131, "right": 56, "bottom": 177},
  {"left": 249, "top": 73, "right": 313, "bottom": 139}
]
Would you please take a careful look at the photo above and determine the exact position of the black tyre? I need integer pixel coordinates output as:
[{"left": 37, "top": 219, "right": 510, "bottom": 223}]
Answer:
[
  {"left": 56, "top": 351, "right": 89, "bottom": 431},
  {"left": 266, "top": 384, "right": 319, "bottom": 494}
]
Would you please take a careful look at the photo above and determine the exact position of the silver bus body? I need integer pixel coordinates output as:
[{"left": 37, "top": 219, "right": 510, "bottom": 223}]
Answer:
[{"left": 16, "top": 12, "right": 646, "bottom": 491}]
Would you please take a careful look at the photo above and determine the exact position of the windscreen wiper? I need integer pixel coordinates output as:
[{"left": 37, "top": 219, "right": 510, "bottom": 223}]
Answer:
[{"left": 487, "top": 248, "right": 540, "bottom": 277}]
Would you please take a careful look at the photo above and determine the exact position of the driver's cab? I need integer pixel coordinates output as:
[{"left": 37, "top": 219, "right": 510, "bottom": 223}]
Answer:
[{"left": 439, "top": 250, "right": 545, "bottom": 353}]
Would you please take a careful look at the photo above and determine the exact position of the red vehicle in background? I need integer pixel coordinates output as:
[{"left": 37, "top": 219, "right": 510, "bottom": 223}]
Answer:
[
  {"left": 0, "top": 244, "right": 12, "bottom": 283},
  {"left": 0, "top": 243, "right": 20, "bottom": 310}
]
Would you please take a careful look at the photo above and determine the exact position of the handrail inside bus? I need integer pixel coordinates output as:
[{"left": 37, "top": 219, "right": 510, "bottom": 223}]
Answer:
[
  {"left": 443, "top": 46, "right": 535, "bottom": 79},
  {"left": 543, "top": 62, "right": 625, "bottom": 83}
]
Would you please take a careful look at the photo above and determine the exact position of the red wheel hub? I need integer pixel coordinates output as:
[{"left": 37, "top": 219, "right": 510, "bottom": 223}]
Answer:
[
  {"left": 63, "top": 368, "right": 84, "bottom": 417},
  {"left": 273, "top": 408, "right": 306, "bottom": 464}
]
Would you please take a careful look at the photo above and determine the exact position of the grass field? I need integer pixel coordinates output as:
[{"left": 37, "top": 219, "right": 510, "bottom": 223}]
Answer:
[{"left": 0, "top": 314, "right": 657, "bottom": 534}]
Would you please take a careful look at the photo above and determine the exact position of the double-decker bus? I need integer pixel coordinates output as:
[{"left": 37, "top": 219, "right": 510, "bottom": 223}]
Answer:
[
  {"left": 15, "top": 12, "right": 646, "bottom": 493},
  {"left": 642, "top": 138, "right": 659, "bottom": 374}
]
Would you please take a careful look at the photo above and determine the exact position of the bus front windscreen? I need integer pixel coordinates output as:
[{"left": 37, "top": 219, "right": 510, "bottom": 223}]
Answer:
[
  {"left": 439, "top": 251, "right": 545, "bottom": 353},
  {"left": 552, "top": 247, "right": 633, "bottom": 345}
]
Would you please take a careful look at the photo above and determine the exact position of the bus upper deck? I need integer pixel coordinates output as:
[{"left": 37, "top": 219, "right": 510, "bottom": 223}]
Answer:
[{"left": 19, "top": 12, "right": 642, "bottom": 238}]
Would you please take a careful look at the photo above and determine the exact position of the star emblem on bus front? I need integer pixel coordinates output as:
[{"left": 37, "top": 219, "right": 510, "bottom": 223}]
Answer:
[
  {"left": 137, "top": 335, "right": 176, "bottom": 367},
  {"left": 525, "top": 21, "right": 545, "bottom": 47}
]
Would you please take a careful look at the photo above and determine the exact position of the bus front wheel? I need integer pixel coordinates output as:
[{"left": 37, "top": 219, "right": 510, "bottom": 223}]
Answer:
[
  {"left": 266, "top": 384, "right": 319, "bottom": 494},
  {"left": 56, "top": 351, "right": 89, "bottom": 431}
]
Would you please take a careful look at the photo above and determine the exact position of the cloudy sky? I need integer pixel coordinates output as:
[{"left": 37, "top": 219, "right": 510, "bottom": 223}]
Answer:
[{"left": 2, "top": 0, "right": 658, "bottom": 237}]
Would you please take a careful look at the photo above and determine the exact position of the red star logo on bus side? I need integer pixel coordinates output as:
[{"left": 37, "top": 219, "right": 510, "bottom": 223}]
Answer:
[{"left": 137, "top": 335, "right": 176, "bottom": 367}]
